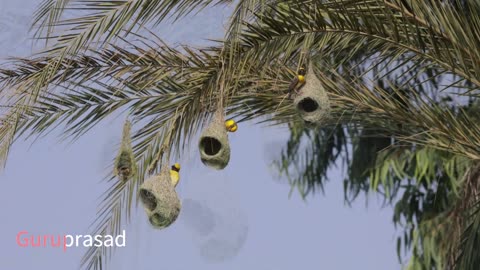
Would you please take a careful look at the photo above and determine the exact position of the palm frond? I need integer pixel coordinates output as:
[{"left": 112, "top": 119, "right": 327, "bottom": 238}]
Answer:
[
  {"left": 2, "top": 1, "right": 480, "bottom": 269},
  {"left": 452, "top": 163, "right": 480, "bottom": 270},
  {"left": 272, "top": 123, "right": 347, "bottom": 198},
  {"left": 238, "top": 0, "right": 480, "bottom": 94},
  {"left": 12, "top": 0, "right": 239, "bottom": 112}
]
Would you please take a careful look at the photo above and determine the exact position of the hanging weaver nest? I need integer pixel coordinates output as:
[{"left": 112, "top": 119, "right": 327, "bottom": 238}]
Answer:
[
  {"left": 198, "top": 109, "right": 231, "bottom": 170},
  {"left": 293, "top": 63, "right": 331, "bottom": 125},
  {"left": 114, "top": 120, "right": 137, "bottom": 181},
  {"left": 139, "top": 166, "right": 181, "bottom": 229}
]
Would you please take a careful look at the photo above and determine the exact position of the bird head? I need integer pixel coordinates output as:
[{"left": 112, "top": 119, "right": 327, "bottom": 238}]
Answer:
[
  {"left": 225, "top": 119, "right": 238, "bottom": 132},
  {"left": 298, "top": 66, "right": 306, "bottom": 76},
  {"left": 172, "top": 163, "right": 181, "bottom": 171}
]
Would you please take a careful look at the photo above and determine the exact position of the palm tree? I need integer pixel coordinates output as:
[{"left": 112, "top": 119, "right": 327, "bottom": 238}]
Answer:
[{"left": 0, "top": 0, "right": 479, "bottom": 269}]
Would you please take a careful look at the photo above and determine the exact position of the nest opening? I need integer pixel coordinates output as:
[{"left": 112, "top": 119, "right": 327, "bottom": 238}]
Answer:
[
  {"left": 140, "top": 189, "right": 157, "bottom": 211},
  {"left": 149, "top": 213, "right": 165, "bottom": 226},
  {"left": 298, "top": 97, "right": 319, "bottom": 113},
  {"left": 200, "top": 137, "right": 222, "bottom": 156},
  {"left": 118, "top": 166, "right": 130, "bottom": 177}
]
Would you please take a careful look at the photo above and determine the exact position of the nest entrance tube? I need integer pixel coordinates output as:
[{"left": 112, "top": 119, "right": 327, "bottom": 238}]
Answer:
[
  {"left": 149, "top": 213, "right": 166, "bottom": 227},
  {"left": 139, "top": 169, "right": 181, "bottom": 229},
  {"left": 198, "top": 110, "right": 231, "bottom": 170},
  {"left": 293, "top": 63, "right": 331, "bottom": 125}
]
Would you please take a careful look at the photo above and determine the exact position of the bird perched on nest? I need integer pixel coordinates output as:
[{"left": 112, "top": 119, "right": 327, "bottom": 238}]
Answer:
[
  {"left": 288, "top": 66, "right": 306, "bottom": 99},
  {"left": 225, "top": 119, "right": 238, "bottom": 132},
  {"left": 170, "top": 163, "right": 181, "bottom": 187}
]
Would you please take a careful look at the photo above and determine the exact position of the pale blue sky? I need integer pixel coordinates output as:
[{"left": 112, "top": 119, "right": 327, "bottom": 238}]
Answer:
[{"left": 0, "top": 1, "right": 401, "bottom": 269}]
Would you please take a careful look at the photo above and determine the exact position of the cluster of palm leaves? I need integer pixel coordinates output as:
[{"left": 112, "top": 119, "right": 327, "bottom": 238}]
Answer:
[{"left": 0, "top": 0, "right": 479, "bottom": 269}]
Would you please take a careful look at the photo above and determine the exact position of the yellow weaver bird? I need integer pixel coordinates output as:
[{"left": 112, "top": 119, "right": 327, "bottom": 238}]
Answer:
[
  {"left": 288, "top": 66, "right": 306, "bottom": 99},
  {"left": 170, "top": 163, "right": 181, "bottom": 187},
  {"left": 225, "top": 119, "right": 238, "bottom": 132}
]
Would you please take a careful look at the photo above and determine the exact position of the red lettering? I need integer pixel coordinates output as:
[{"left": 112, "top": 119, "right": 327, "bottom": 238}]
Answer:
[{"left": 16, "top": 231, "right": 29, "bottom": 247}]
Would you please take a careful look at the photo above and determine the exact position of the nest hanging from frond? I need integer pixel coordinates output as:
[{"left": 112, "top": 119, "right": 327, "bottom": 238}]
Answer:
[
  {"left": 114, "top": 120, "right": 137, "bottom": 181},
  {"left": 139, "top": 165, "right": 181, "bottom": 229},
  {"left": 198, "top": 108, "right": 231, "bottom": 170},
  {"left": 293, "top": 63, "right": 331, "bottom": 125}
]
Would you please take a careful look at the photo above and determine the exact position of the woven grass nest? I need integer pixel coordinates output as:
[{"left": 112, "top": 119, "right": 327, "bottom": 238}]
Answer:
[
  {"left": 114, "top": 120, "right": 137, "bottom": 182},
  {"left": 139, "top": 168, "right": 181, "bottom": 229},
  {"left": 198, "top": 111, "right": 231, "bottom": 170},
  {"left": 293, "top": 63, "right": 331, "bottom": 125}
]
